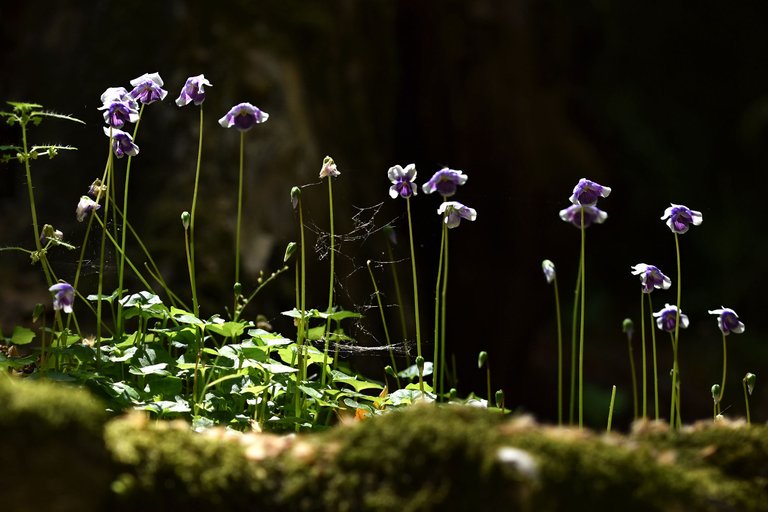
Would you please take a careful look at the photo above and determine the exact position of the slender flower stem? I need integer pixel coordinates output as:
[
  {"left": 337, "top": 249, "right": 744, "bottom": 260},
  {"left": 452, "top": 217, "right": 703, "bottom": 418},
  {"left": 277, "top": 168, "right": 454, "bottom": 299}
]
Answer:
[
  {"left": 439, "top": 225, "right": 449, "bottom": 398},
  {"left": 607, "top": 384, "right": 617, "bottom": 432},
  {"left": 552, "top": 274, "right": 563, "bottom": 425},
  {"left": 648, "top": 294, "right": 660, "bottom": 420},
  {"left": 235, "top": 131, "right": 245, "bottom": 286},
  {"left": 743, "top": 377, "right": 751, "bottom": 425},
  {"left": 569, "top": 263, "right": 582, "bottom": 425},
  {"left": 117, "top": 105, "right": 145, "bottom": 338},
  {"left": 627, "top": 323, "right": 639, "bottom": 420},
  {"left": 405, "top": 197, "right": 424, "bottom": 392},
  {"left": 321, "top": 176, "right": 336, "bottom": 385},
  {"left": 386, "top": 234, "right": 410, "bottom": 366},
  {"left": 367, "top": 260, "right": 399, "bottom": 387},
  {"left": 295, "top": 196, "right": 308, "bottom": 420},
  {"left": 669, "top": 332, "right": 679, "bottom": 428},
  {"left": 188, "top": 106, "right": 205, "bottom": 316},
  {"left": 578, "top": 208, "right": 586, "bottom": 429},
  {"left": 719, "top": 332, "right": 727, "bottom": 405},
  {"left": 96, "top": 135, "right": 114, "bottom": 350},
  {"left": 433, "top": 219, "right": 446, "bottom": 396},
  {"left": 640, "top": 292, "right": 647, "bottom": 418},
  {"left": 672, "top": 232, "right": 682, "bottom": 427}
]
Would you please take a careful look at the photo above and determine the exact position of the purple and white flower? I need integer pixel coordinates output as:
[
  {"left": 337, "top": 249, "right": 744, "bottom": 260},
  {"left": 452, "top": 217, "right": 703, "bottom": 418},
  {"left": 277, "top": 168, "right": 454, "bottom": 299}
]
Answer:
[
  {"left": 708, "top": 307, "right": 745, "bottom": 335},
  {"left": 49, "top": 282, "right": 75, "bottom": 314},
  {"left": 653, "top": 304, "right": 689, "bottom": 333},
  {"left": 176, "top": 74, "right": 212, "bottom": 107},
  {"left": 388, "top": 164, "right": 418, "bottom": 199},
  {"left": 218, "top": 102, "right": 269, "bottom": 131},
  {"left": 76, "top": 195, "right": 101, "bottom": 222},
  {"left": 569, "top": 178, "right": 611, "bottom": 205},
  {"left": 319, "top": 156, "right": 340, "bottom": 178},
  {"left": 631, "top": 264, "right": 671, "bottom": 293},
  {"left": 559, "top": 204, "right": 607, "bottom": 228},
  {"left": 661, "top": 204, "right": 702, "bottom": 234},
  {"left": 98, "top": 87, "right": 139, "bottom": 129},
  {"left": 103, "top": 126, "right": 139, "bottom": 158},
  {"left": 422, "top": 167, "right": 468, "bottom": 197},
  {"left": 438, "top": 201, "right": 477, "bottom": 228},
  {"left": 542, "top": 260, "right": 556, "bottom": 284},
  {"left": 129, "top": 72, "right": 168, "bottom": 105}
]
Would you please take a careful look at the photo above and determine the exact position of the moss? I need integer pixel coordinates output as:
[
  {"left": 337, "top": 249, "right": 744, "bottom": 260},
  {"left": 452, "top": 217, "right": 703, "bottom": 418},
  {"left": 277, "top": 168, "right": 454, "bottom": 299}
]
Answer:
[{"left": 0, "top": 376, "right": 112, "bottom": 512}]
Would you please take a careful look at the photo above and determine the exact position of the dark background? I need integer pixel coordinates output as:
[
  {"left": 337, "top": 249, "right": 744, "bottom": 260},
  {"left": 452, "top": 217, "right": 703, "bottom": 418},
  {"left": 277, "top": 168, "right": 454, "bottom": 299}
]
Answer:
[{"left": 2, "top": 0, "right": 768, "bottom": 429}]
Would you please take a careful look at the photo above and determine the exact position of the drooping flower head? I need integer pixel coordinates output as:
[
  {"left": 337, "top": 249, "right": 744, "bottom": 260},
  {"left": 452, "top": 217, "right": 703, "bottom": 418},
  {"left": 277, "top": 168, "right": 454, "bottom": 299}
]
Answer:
[
  {"left": 559, "top": 204, "right": 607, "bottom": 228},
  {"left": 103, "top": 126, "right": 139, "bottom": 158},
  {"left": 176, "top": 74, "right": 212, "bottom": 107},
  {"left": 319, "top": 155, "right": 340, "bottom": 179},
  {"left": 708, "top": 307, "right": 745, "bottom": 335},
  {"left": 542, "top": 259, "right": 556, "bottom": 284},
  {"left": 129, "top": 72, "right": 168, "bottom": 105},
  {"left": 569, "top": 178, "right": 611, "bottom": 205},
  {"left": 49, "top": 282, "right": 75, "bottom": 314},
  {"left": 88, "top": 178, "right": 107, "bottom": 199},
  {"left": 76, "top": 195, "right": 101, "bottom": 222},
  {"left": 218, "top": 102, "right": 269, "bottom": 131},
  {"left": 661, "top": 203, "right": 702, "bottom": 234},
  {"left": 437, "top": 201, "right": 477, "bottom": 228},
  {"left": 630, "top": 264, "right": 671, "bottom": 294},
  {"left": 98, "top": 87, "right": 139, "bottom": 129},
  {"left": 388, "top": 164, "right": 418, "bottom": 199},
  {"left": 653, "top": 303, "right": 689, "bottom": 332},
  {"left": 40, "top": 224, "right": 64, "bottom": 245},
  {"left": 422, "top": 167, "right": 468, "bottom": 197}
]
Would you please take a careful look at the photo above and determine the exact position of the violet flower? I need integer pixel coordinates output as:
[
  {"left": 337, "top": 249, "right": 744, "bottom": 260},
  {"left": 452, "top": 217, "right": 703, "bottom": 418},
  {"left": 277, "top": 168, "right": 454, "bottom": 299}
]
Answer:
[
  {"left": 661, "top": 204, "right": 702, "bottom": 234},
  {"left": 388, "top": 164, "right": 418, "bottom": 199},
  {"left": 631, "top": 264, "right": 671, "bottom": 293},
  {"left": 129, "top": 72, "right": 168, "bottom": 104},
  {"left": 437, "top": 201, "right": 477, "bottom": 228},
  {"left": 708, "top": 307, "right": 745, "bottom": 335},
  {"left": 76, "top": 195, "right": 101, "bottom": 222},
  {"left": 98, "top": 87, "right": 139, "bottom": 129},
  {"left": 422, "top": 167, "right": 468, "bottom": 197},
  {"left": 569, "top": 178, "right": 611, "bottom": 205},
  {"left": 319, "top": 155, "right": 340, "bottom": 178},
  {"left": 542, "top": 260, "right": 556, "bottom": 284},
  {"left": 103, "top": 126, "right": 139, "bottom": 158},
  {"left": 176, "top": 74, "right": 212, "bottom": 107},
  {"left": 88, "top": 178, "right": 107, "bottom": 199},
  {"left": 559, "top": 204, "right": 607, "bottom": 228},
  {"left": 218, "top": 102, "right": 269, "bottom": 131},
  {"left": 653, "top": 304, "right": 689, "bottom": 333},
  {"left": 49, "top": 282, "right": 75, "bottom": 314}
]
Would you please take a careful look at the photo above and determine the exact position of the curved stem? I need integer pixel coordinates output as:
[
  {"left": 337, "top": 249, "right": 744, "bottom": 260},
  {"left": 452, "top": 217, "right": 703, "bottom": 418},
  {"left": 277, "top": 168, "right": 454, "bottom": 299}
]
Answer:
[
  {"left": 569, "top": 263, "right": 582, "bottom": 425},
  {"left": 433, "top": 220, "right": 446, "bottom": 395},
  {"left": 578, "top": 208, "right": 586, "bottom": 429},
  {"left": 188, "top": 106, "right": 204, "bottom": 316},
  {"left": 439, "top": 225, "right": 449, "bottom": 398},
  {"left": 648, "top": 294, "right": 660, "bottom": 420},
  {"left": 21, "top": 122, "right": 52, "bottom": 286},
  {"left": 743, "top": 377, "right": 751, "bottom": 425},
  {"left": 235, "top": 131, "right": 245, "bottom": 285},
  {"left": 607, "top": 385, "right": 617, "bottom": 432},
  {"left": 405, "top": 197, "right": 423, "bottom": 392},
  {"left": 553, "top": 275, "right": 563, "bottom": 425}
]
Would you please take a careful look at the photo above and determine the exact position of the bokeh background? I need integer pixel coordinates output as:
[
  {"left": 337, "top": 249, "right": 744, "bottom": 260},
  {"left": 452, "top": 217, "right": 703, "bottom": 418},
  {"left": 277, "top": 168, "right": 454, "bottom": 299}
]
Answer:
[{"left": 2, "top": 0, "right": 768, "bottom": 428}]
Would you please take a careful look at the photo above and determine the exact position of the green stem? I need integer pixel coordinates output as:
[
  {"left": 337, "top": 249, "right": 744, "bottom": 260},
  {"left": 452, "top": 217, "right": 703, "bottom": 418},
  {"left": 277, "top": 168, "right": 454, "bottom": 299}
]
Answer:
[
  {"left": 640, "top": 291, "right": 646, "bottom": 418},
  {"left": 648, "top": 294, "right": 660, "bottom": 420},
  {"left": 607, "top": 384, "right": 617, "bottom": 432},
  {"left": 235, "top": 131, "right": 245, "bottom": 286},
  {"left": 439, "top": 223, "right": 449, "bottom": 398},
  {"left": 627, "top": 326, "right": 638, "bottom": 420},
  {"left": 322, "top": 176, "right": 336, "bottom": 386},
  {"left": 93, "top": 215, "right": 156, "bottom": 292},
  {"left": 553, "top": 275, "right": 563, "bottom": 425},
  {"left": 188, "top": 106, "right": 204, "bottom": 316},
  {"left": 486, "top": 363, "right": 492, "bottom": 405},
  {"left": 672, "top": 232, "right": 682, "bottom": 427},
  {"left": 719, "top": 332, "right": 727, "bottom": 405},
  {"left": 367, "top": 261, "right": 399, "bottom": 386},
  {"left": 96, "top": 134, "right": 115, "bottom": 349},
  {"left": 433, "top": 220, "right": 446, "bottom": 396},
  {"left": 386, "top": 234, "right": 410, "bottom": 366},
  {"left": 569, "top": 263, "right": 582, "bottom": 425},
  {"left": 578, "top": 208, "right": 586, "bottom": 429},
  {"left": 669, "top": 333, "right": 678, "bottom": 428},
  {"left": 743, "top": 377, "right": 751, "bottom": 425},
  {"left": 405, "top": 197, "right": 423, "bottom": 393}
]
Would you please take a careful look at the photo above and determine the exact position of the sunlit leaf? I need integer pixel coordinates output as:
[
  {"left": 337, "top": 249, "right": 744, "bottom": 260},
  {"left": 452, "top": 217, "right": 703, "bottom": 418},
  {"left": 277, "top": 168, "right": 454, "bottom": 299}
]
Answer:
[{"left": 10, "top": 326, "right": 35, "bottom": 345}]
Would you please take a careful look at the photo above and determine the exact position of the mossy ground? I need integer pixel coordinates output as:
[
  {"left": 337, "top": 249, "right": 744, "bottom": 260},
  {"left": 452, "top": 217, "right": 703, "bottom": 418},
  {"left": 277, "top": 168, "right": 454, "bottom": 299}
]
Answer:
[{"left": 2, "top": 377, "right": 766, "bottom": 512}]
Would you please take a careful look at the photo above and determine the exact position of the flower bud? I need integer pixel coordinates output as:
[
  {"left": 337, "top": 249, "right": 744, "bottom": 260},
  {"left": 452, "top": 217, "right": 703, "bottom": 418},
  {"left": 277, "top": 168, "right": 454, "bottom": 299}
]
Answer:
[
  {"left": 416, "top": 356, "right": 424, "bottom": 370},
  {"left": 284, "top": 242, "right": 297, "bottom": 263},
  {"left": 541, "top": 259, "right": 556, "bottom": 284},
  {"left": 32, "top": 303, "right": 45, "bottom": 323},
  {"left": 478, "top": 350, "right": 488, "bottom": 369},
  {"left": 385, "top": 365, "right": 396, "bottom": 378},
  {"left": 449, "top": 388, "right": 458, "bottom": 400},
  {"left": 495, "top": 389, "right": 505, "bottom": 408},
  {"left": 745, "top": 373, "right": 757, "bottom": 395},
  {"left": 181, "top": 211, "right": 190, "bottom": 230},
  {"left": 290, "top": 186, "right": 301, "bottom": 209},
  {"left": 622, "top": 318, "right": 634, "bottom": 337},
  {"left": 233, "top": 282, "right": 242, "bottom": 295},
  {"left": 711, "top": 384, "right": 721, "bottom": 403}
]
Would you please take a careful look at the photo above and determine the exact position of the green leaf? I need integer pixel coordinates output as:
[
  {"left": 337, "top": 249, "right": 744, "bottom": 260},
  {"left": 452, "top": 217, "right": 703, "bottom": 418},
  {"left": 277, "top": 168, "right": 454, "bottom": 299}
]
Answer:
[
  {"left": 170, "top": 306, "right": 204, "bottom": 326},
  {"left": 87, "top": 289, "right": 120, "bottom": 303},
  {"left": 10, "top": 326, "right": 35, "bottom": 345},
  {"left": 147, "top": 376, "right": 182, "bottom": 397},
  {"left": 206, "top": 321, "right": 247, "bottom": 338},
  {"left": 31, "top": 111, "right": 86, "bottom": 124},
  {"left": 129, "top": 363, "right": 170, "bottom": 376},
  {"left": 330, "top": 370, "right": 383, "bottom": 392},
  {"left": 397, "top": 361, "right": 434, "bottom": 379},
  {"left": 325, "top": 309, "right": 363, "bottom": 322}
]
